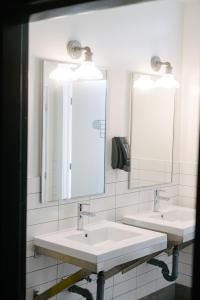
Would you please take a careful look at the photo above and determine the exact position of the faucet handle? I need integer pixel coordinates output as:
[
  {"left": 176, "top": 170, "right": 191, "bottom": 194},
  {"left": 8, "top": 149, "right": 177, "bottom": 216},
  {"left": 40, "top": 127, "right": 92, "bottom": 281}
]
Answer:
[
  {"left": 78, "top": 202, "right": 90, "bottom": 211},
  {"left": 155, "top": 189, "right": 165, "bottom": 195}
]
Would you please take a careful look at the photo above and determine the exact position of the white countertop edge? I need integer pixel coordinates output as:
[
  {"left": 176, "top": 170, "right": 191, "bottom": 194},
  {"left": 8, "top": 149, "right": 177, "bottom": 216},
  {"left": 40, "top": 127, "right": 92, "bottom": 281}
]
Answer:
[
  {"left": 97, "top": 241, "right": 167, "bottom": 272},
  {"left": 123, "top": 216, "right": 195, "bottom": 237}
]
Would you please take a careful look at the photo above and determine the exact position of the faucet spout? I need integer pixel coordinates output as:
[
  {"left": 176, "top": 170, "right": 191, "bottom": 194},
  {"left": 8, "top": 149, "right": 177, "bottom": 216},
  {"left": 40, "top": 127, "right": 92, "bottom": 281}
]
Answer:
[
  {"left": 81, "top": 211, "right": 96, "bottom": 217},
  {"left": 153, "top": 189, "right": 170, "bottom": 212},
  {"left": 159, "top": 195, "right": 170, "bottom": 201},
  {"left": 77, "top": 203, "right": 96, "bottom": 231}
]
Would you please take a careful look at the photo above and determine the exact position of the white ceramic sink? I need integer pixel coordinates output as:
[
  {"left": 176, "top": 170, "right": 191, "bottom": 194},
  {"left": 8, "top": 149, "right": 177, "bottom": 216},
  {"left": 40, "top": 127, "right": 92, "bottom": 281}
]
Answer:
[
  {"left": 34, "top": 220, "right": 167, "bottom": 272},
  {"left": 123, "top": 205, "right": 195, "bottom": 243},
  {"left": 67, "top": 226, "right": 139, "bottom": 245}
]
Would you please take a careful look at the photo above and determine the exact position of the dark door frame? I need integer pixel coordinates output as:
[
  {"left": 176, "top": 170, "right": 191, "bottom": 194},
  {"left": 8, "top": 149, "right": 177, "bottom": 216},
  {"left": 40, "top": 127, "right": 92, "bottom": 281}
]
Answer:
[{"left": 0, "top": 1, "right": 199, "bottom": 299}]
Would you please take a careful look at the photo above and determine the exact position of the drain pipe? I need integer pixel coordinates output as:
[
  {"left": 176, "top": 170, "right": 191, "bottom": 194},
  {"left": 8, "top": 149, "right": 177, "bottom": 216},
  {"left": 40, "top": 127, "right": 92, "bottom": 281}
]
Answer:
[
  {"left": 96, "top": 271, "right": 105, "bottom": 300},
  {"left": 147, "top": 246, "right": 179, "bottom": 282},
  {"left": 68, "top": 285, "right": 94, "bottom": 300}
]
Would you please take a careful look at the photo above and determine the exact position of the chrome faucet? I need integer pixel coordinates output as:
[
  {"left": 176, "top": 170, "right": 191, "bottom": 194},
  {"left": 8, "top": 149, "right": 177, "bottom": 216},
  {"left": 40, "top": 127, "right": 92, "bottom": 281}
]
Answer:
[
  {"left": 153, "top": 189, "right": 170, "bottom": 212},
  {"left": 77, "top": 203, "right": 96, "bottom": 231}
]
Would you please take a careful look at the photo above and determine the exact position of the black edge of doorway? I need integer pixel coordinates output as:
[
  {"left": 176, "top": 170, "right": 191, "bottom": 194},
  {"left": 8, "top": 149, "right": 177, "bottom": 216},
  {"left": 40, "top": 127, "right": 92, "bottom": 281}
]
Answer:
[
  {"left": 2, "top": 0, "right": 154, "bottom": 24},
  {"left": 192, "top": 133, "right": 200, "bottom": 296},
  {"left": 1, "top": 23, "right": 28, "bottom": 300},
  {"left": 1, "top": 0, "right": 199, "bottom": 300}
]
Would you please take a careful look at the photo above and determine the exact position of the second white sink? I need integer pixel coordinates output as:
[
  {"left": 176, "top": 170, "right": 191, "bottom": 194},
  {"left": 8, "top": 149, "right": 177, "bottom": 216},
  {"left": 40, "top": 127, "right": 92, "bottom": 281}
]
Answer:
[{"left": 123, "top": 205, "right": 195, "bottom": 243}]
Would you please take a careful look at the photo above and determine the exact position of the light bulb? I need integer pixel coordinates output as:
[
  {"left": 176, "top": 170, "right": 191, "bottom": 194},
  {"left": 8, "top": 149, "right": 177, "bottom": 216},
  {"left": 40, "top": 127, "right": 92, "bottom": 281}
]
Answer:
[
  {"left": 156, "top": 74, "right": 179, "bottom": 89},
  {"left": 133, "top": 75, "right": 155, "bottom": 90},
  {"left": 49, "top": 64, "right": 76, "bottom": 82},
  {"left": 75, "top": 61, "right": 103, "bottom": 80}
]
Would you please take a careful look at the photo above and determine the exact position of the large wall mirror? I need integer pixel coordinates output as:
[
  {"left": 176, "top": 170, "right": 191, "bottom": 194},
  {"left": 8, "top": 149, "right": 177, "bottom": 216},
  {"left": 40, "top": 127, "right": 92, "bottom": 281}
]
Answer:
[
  {"left": 129, "top": 72, "right": 175, "bottom": 189},
  {"left": 42, "top": 60, "right": 107, "bottom": 202}
]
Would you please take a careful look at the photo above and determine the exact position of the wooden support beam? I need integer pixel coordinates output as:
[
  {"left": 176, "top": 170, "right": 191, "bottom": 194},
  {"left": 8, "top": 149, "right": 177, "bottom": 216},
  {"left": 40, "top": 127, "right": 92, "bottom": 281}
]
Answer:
[
  {"left": 34, "top": 246, "right": 97, "bottom": 272},
  {"left": 33, "top": 269, "right": 92, "bottom": 300},
  {"left": 104, "top": 250, "right": 164, "bottom": 280}
]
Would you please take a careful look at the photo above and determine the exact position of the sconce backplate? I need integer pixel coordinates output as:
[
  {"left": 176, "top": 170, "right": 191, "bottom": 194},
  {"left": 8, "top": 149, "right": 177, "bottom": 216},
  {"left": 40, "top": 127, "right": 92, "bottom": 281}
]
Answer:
[
  {"left": 151, "top": 56, "right": 161, "bottom": 72},
  {"left": 67, "top": 40, "right": 82, "bottom": 59}
]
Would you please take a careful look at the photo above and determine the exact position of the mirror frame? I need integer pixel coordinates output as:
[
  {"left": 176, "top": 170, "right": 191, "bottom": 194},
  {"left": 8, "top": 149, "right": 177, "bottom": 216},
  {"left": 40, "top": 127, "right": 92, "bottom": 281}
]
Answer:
[{"left": 41, "top": 59, "right": 107, "bottom": 202}]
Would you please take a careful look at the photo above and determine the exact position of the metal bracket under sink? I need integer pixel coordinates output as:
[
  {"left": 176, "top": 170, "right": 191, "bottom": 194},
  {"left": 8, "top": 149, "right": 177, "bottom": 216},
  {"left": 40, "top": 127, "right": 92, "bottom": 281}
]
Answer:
[
  {"left": 33, "top": 239, "right": 194, "bottom": 300},
  {"left": 34, "top": 245, "right": 97, "bottom": 273}
]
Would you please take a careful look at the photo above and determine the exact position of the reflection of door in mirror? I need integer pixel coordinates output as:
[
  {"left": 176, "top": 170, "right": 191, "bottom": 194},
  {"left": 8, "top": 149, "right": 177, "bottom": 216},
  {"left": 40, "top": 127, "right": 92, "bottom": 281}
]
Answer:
[
  {"left": 129, "top": 73, "right": 175, "bottom": 189},
  {"left": 42, "top": 60, "right": 106, "bottom": 202},
  {"left": 42, "top": 77, "right": 72, "bottom": 202},
  {"left": 71, "top": 81, "right": 106, "bottom": 198}
]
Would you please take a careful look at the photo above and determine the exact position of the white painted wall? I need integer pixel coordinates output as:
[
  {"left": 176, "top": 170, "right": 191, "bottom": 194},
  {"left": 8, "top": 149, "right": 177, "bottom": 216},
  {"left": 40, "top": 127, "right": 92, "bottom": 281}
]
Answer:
[
  {"left": 178, "top": 1, "right": 200, "bottom": 208},
  {"left": 28, "top": 0, "right": 183, "bottom": 178},
  {"left": 177, "top": 0, "right": 200, "bottom": 288},
  {"left": 27, "top": 0, "right": 199, "bottom": 298}
]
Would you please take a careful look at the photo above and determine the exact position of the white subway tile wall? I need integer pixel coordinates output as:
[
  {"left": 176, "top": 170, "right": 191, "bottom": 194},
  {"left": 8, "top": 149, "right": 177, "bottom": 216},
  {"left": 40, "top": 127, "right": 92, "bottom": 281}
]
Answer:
[
  {"left": 176, "top": 162, "right": 196, "bottom": 288},
  {"left": 26, "top": 164, "right": 181, "bottom": 300}
]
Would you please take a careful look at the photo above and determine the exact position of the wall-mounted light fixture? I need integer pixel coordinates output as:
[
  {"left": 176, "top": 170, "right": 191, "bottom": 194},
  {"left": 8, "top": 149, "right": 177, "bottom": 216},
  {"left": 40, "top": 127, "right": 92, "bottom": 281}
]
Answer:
[
  {"left": 49, "top": 63, "right": 76, "bottom": 82},
  {"left": 48, "top": 41, "right": 103, "bottom": 82},
  {"left": 151, "top": 56, "right": 179, "bottom": 89},
  {"left": 67, "top": 40, "right": 103, "bottom": 80}
]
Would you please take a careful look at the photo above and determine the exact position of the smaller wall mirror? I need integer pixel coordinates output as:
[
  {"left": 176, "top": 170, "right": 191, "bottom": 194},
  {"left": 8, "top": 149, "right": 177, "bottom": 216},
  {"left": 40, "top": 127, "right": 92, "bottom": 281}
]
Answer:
[
  {"left": 129, "top": 72, "right": 175, "bottom": 189},
  {"left": 42, "top": 60, "right": 107, "bottom": 202}
]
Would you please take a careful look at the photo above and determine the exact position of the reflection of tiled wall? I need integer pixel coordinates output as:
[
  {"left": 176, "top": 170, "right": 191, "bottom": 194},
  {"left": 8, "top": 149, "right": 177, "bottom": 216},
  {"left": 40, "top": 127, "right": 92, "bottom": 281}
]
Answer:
[
  {"left": 26, "top": 168, "right": 180, "bottom": 299},
  {"left": 178, "top": 163, "right": 197, "bottom": 209},
  {"left": 130, "top": 159, "right": 178, "bottom": 188}
]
